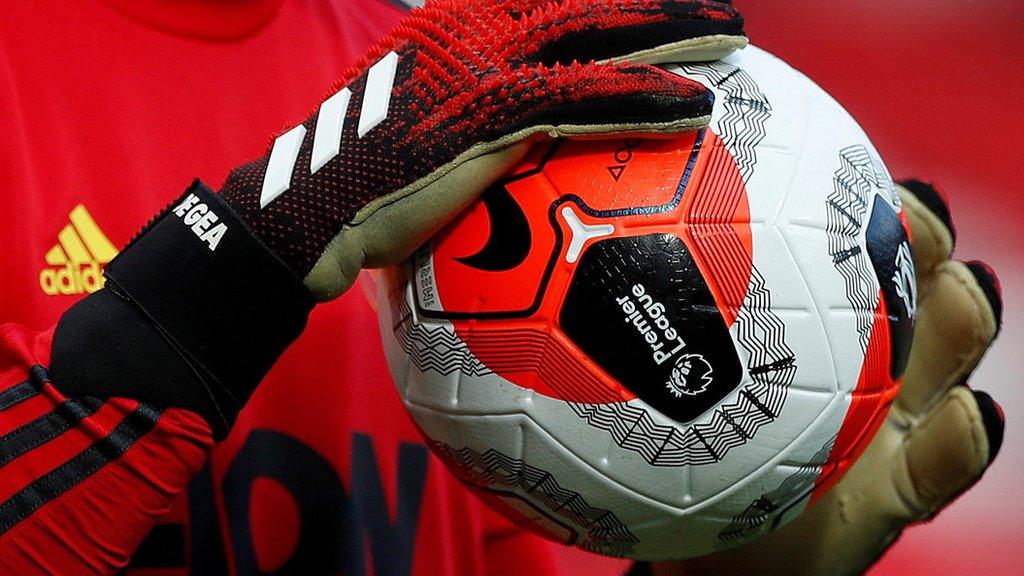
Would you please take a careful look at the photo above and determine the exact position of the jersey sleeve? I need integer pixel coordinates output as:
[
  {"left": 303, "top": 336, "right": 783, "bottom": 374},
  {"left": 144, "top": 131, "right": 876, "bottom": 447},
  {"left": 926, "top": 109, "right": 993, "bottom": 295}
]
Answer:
[{"left": 0, "top": 323, "right": 212, "bottom": 574}]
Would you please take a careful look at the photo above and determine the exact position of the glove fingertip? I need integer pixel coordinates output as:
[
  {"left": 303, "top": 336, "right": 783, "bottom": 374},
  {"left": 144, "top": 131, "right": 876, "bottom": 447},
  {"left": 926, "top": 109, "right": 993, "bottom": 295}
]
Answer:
[
  {"left": 964, "top": 260, "right": 1004, "bottom": 337},
  {"left": 898, "top": 178, "right": 957, "bottom": 244},
  {"left": 971, "top": 390, "right": 1005, "bottom": 464}
]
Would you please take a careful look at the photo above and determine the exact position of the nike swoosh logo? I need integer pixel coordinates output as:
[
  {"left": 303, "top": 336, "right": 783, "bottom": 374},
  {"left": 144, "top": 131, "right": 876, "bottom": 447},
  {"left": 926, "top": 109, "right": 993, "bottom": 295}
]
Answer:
[{"left": 457, "top": 183, "right": 531, "bottom": 272}]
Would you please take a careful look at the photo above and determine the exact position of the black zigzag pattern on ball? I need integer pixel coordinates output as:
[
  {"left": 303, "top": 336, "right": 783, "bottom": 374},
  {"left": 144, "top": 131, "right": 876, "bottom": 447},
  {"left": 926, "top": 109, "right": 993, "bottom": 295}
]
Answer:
[
  {"left": 568, "top": 267, "right": 795, "bottom": 467},
  {"left": 732, "top": 267, "right": 796, "bottom": 418},
  {"left": 717, "top": 435, "right": 836, "bottom": 545},
  {"left": 678, "top": 61, "right": 770, "bottom": 181},
  {"left": 431, "top": 441, "right": 639, "bottom": 557},
  {"left": 826, "top": 145, "right": 889, "bottom": 353},
  {"left": 391, "top": 294, "right": 492, "bottom": 377}
]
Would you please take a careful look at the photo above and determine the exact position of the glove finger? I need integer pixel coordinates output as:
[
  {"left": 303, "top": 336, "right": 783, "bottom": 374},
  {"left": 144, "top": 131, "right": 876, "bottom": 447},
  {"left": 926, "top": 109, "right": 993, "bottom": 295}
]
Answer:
[
  {"left": 455, "top": 61, "right": 716, "bottom": 142},
  {"left": 896, "top": 180, "right": 955, "bottom": 298},
  {"left": 893, "top": 386, "right": 1002, "bottom": 521},
  {"left": 898, "top": 179, "right": 956, "bottom": 243},
  {"left": 897, "top": 260, "right": 1002, "bottom": 419},
  {"left": 528, "top": 0, "right": 747, "bottom": 66},
  {"left": 972, "top": 389, "right": 1007, "bottom": 464},
  {"left": 964, "top": 260, "right": 1004, "bottom": 337}
]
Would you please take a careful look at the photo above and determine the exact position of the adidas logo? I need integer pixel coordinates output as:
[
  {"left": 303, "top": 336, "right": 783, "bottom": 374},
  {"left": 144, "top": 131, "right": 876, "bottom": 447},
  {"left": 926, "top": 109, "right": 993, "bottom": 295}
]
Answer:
[{"left": 38, "top": 205, "right": 118, "bottom": 296}]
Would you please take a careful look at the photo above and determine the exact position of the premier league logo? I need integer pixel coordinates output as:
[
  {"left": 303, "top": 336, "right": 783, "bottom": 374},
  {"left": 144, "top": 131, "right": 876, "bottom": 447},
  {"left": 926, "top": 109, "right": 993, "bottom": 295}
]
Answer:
[{"left": 666, "top": 354, "right": 714, "bottom": 398}]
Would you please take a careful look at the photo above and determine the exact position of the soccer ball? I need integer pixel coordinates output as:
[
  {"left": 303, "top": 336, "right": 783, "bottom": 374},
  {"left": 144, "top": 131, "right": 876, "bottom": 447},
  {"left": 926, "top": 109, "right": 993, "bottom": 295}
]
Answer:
[{"left": 376, "top": 45, "right": 915, "bottom": 560}]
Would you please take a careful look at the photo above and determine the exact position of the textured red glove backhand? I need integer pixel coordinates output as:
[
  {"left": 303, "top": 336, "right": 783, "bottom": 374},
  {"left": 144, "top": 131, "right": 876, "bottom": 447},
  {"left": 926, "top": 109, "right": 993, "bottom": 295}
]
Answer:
[
  {"left": 220, "top": 0, "right": 744, "bottom": 277},
  {"left": 0, "top": 325, "right": 212, "bottom": 575}
]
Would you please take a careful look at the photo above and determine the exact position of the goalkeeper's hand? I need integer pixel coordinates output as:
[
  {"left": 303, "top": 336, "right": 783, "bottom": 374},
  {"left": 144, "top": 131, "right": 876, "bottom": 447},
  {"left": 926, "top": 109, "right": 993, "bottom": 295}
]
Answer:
[
  {"left": 221, "top": 0, "right": 748, "bottom": 300},
  {"left": 653, "top": 180, "right": 1005, "bottom": 576}
]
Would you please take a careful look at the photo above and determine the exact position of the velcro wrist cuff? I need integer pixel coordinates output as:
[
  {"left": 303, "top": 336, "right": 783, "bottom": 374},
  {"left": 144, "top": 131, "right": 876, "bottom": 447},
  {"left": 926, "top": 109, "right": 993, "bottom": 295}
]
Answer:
[{"left": 54, "top": 181, "right": 314, "bottom": 438}]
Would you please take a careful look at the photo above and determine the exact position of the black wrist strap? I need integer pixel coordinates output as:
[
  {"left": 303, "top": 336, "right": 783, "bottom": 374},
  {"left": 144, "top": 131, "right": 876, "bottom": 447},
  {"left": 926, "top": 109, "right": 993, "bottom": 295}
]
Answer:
[{"left": 50, "top": 181, "right": 315, "bottom": 439}]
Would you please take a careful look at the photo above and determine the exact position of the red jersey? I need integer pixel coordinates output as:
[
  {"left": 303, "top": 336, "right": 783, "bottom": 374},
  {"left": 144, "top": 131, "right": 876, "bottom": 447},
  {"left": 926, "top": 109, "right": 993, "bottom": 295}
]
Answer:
[{"left": 0, "top": 1, "right": 564, "bottom": 573}]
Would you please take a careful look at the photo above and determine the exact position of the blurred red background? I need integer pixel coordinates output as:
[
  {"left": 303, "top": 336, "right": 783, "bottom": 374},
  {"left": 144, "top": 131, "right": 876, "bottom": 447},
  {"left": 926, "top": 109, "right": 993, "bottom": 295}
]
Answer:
[{"left": 558, "top": 1, "right": 1024, "bottom": 574}]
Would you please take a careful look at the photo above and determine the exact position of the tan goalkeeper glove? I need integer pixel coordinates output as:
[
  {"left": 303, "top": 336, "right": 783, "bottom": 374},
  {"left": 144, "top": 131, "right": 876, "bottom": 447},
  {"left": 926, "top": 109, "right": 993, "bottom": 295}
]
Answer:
[{"left": 652, "top": 180, "right": 1005, "bottom": 576}]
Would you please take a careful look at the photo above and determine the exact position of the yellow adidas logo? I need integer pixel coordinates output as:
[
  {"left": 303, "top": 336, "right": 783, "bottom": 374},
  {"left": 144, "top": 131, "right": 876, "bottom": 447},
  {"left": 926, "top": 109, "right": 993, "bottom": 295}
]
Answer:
[{"left": 39, "top": 205, "right": 119, "bottom": 296}]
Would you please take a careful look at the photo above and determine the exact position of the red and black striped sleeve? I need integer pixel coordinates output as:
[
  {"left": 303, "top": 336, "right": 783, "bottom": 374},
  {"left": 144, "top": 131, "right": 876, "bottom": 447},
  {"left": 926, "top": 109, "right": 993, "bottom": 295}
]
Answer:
[
  {"left": 0, "top": 182, "right": 314, "bottom": 574},
  {"left": 0, "top": 324, "right": 212, "bottom": 573}
]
